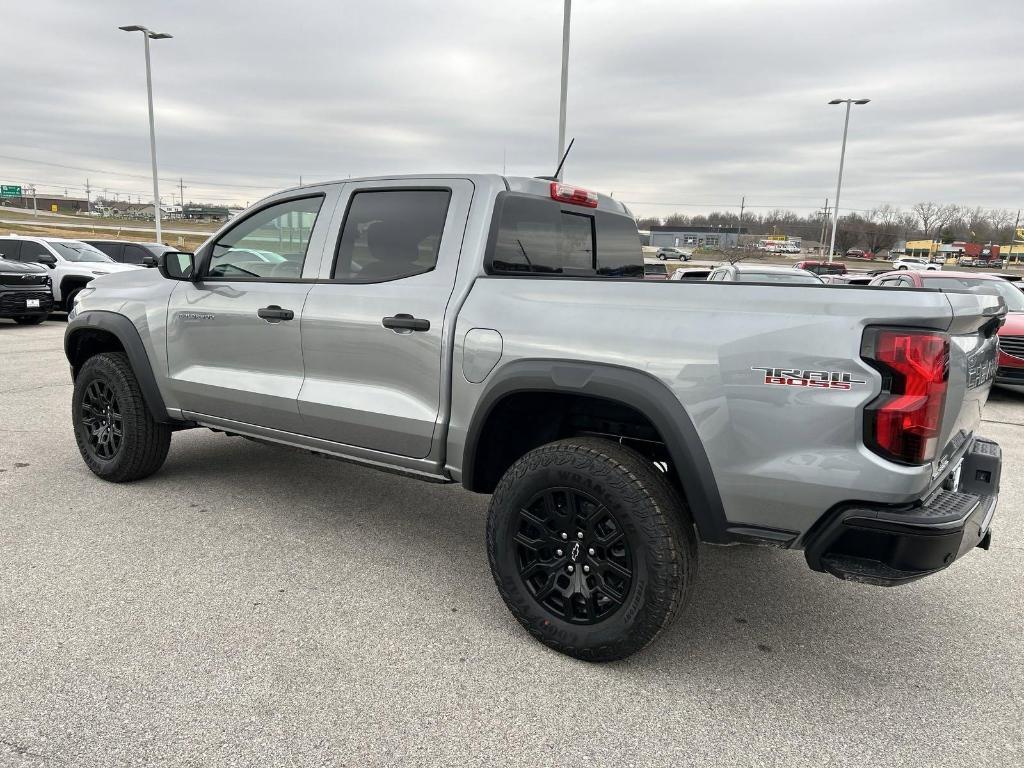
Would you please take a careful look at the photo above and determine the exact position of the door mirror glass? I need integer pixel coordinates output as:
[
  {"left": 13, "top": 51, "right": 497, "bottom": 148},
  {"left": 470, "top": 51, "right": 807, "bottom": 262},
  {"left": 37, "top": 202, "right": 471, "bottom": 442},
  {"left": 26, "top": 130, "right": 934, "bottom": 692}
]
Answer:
[
  {"left": 36, "top": 253, "right": 57, "bottom": 267},
  {"left": 158, "top": 251, "right": 195, "bottom": 281}
]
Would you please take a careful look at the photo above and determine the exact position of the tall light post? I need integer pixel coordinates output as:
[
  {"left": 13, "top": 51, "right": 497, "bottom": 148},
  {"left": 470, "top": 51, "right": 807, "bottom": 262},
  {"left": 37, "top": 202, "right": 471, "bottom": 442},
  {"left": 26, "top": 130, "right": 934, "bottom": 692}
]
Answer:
[
  {"left": 119, "top": 24, "right": 172, "bottom": 243},
  {"left": 556, "top": 0, "right": 571, "bottom": 179},
  {"left": 826, "top": 98, "right": 870, "bottom": 263}
]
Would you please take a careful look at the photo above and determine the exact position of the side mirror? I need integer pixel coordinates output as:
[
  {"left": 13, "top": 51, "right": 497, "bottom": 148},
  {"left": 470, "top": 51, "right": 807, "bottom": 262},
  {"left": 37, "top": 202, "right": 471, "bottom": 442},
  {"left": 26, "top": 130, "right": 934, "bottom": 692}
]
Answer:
[
  {"left": 36, "top": 254, "right": 57, "bottom": 268},
  {"left": 158, "top": 251, "right": 196, "bottom": 281},
  {"left": 142, "top": 255, "right": 157, "bottom": 268}
]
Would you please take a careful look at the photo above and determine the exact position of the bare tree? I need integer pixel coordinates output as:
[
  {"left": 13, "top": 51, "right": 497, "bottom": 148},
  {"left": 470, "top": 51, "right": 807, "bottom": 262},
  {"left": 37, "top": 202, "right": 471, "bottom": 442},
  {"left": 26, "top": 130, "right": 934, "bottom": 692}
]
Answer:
[
  {"left": 635, "top": 216, "right": 662, "bottom": 230},
  {"left": 857, "top": 205, "right": 904, "bottom": 254},
  {"left": 912, "top": 201, "right": 957, "bottom": 239},
  {"left": 989, "top": 208, "right": 1016, "bottom": 243}
]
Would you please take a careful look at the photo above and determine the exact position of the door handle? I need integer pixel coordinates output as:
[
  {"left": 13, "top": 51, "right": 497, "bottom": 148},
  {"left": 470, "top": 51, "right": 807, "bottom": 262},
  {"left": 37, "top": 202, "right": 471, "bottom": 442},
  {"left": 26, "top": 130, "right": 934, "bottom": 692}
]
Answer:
[
  {"left": 382, "top": 314, "right": 430, "bottom": 332},
  {"left": 257, "top": 305, "right": 294, "bottom": 322}
]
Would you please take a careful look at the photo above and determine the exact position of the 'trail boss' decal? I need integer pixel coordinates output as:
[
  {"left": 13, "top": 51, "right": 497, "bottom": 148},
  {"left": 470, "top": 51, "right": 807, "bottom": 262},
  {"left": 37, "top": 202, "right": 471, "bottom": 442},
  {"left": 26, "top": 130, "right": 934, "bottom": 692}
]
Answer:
[{"left": 752, "top": 367, "right": 866, "bottom": 390}]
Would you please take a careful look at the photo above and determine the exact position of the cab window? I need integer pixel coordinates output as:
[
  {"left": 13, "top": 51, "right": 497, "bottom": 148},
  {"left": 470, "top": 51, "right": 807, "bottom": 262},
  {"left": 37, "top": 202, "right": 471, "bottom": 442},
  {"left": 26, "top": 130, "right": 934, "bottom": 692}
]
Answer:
[
  {"left": 19, "top": 241, "right": 53, "bottom": 263},
  {"left": 207, "top": 196, "right": 323, "bottom": 280},
  {"left": 0, "top": 238, "right": 21, "bottom": 260},
  {"left": 332, "top": 189, "right": 451, "bottom": 282}
]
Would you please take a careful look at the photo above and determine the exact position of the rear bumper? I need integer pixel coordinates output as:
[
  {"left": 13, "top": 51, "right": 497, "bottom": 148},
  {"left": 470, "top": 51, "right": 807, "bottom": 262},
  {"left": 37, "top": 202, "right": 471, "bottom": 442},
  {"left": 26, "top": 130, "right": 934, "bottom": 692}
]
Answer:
[{"left": 804, "top": 436, "right": 1001, "bottom": 586}]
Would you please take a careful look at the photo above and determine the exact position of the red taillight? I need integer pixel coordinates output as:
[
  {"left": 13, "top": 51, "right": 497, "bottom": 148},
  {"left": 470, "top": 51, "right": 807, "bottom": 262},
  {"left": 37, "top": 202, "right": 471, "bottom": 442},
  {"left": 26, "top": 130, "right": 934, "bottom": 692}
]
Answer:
[
  {"left": 549, "top": 181, "right": 599, "bottom": 208},
  {"left": 862, "top": 328, "right": 949, "bottom": 465}
]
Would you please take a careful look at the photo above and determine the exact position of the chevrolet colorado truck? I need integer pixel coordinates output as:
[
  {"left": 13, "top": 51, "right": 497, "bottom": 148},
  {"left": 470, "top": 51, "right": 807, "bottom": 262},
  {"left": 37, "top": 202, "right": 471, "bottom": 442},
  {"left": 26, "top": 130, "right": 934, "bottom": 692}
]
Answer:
[{"left": 64, "top": 175, "right": 1005, "bottom": 661}]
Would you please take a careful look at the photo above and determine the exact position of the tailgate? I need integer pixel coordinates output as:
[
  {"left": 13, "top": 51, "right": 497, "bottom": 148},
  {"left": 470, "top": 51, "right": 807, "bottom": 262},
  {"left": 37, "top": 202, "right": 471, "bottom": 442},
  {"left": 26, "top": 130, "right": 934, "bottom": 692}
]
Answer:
[{"left": 933, "top": 292, "right": 1004, "bottom": 479}]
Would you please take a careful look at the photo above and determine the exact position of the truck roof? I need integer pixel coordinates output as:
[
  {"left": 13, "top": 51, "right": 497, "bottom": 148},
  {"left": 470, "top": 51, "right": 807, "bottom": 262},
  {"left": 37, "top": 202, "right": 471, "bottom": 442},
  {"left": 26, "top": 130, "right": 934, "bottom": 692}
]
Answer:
[{"left": 271, "top": 174, "right": 632, "bottom": 216}]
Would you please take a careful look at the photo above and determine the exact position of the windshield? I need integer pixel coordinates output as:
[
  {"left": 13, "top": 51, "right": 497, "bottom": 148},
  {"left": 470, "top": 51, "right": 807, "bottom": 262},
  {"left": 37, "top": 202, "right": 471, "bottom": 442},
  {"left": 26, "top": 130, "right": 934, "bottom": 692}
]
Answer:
[
  {"left": 738, "top": 272, "right": 823, "bottom": 284},
  {"left": 47, "top": 240, "right": 114, "bottom": 263},
  {"left": 921, "top": 276, "right": 1024, "bottom": 311}
]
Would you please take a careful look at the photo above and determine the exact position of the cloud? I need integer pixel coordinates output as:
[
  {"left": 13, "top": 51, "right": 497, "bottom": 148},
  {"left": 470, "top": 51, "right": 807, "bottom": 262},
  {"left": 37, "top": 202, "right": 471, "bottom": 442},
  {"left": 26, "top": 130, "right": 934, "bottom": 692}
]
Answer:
[{"left": 2, "top": 0, "right": 1022, "bottom": 215}]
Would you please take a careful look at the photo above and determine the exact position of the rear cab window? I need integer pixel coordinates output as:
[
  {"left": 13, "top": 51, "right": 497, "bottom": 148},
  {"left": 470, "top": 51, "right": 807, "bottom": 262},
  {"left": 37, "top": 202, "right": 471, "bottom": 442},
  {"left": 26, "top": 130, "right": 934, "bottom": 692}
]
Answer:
[{"left": 486, "top": 193, "right": 643, "bottom": 278}]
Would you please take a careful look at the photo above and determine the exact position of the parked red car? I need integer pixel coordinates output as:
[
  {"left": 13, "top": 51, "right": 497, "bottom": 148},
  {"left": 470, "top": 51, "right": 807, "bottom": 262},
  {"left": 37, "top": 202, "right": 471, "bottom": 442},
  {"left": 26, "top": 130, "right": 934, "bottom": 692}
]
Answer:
[{"left": 869, "top": 270, "right": 1024, "bottom": 385}]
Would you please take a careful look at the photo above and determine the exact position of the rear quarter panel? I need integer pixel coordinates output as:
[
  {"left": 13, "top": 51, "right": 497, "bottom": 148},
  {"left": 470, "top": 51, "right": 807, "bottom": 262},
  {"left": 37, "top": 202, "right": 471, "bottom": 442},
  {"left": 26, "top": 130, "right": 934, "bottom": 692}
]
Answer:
[{"left": 449, "top": 279, "right": 986, "bottom": 539}]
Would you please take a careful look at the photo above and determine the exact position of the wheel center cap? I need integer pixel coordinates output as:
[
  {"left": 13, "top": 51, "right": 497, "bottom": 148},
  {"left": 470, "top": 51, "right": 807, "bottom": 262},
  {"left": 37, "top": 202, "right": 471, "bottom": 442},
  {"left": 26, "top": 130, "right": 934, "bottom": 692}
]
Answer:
[{"left": 570, "top": 541, "right": 581, "bottom": 562}]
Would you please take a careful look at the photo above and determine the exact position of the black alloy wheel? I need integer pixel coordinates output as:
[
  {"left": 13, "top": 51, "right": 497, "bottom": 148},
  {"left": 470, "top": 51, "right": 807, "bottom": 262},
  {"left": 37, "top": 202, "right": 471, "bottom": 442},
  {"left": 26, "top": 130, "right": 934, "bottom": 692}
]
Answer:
[
  {"left": 80, "top": 379, "right": 124, "bottom": 460},
  {"left": 515, "top": 487, "right": 633, "bottom": 625},
  {"left": 486, "top": 437, "right": 697, "bottom": 661}
]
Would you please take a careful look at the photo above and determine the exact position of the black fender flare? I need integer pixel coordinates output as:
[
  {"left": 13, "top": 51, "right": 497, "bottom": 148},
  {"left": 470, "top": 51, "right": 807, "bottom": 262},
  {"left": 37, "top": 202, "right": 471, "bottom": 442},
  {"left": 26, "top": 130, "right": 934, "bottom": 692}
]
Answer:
[
  {"left": 462, "top": 359, "right": 730, "bottom": 543},
  {"left": 64, "top": 310, "right": 172, "bottom": 424},
  {"left": 59, "top": 274, "right": 93, "bottom": 304}
]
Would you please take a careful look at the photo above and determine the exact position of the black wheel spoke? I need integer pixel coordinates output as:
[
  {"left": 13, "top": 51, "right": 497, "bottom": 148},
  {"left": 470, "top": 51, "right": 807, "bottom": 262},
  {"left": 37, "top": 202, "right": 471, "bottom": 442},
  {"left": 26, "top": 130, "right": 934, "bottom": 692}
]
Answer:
[
  {"left": 533, "top": 573, "right": 559, "bottom": 601},
  {"left": 513, "top": 530, "right": 541, "bottom": 550},
  {"left": 520, "top": 507, "right": 551, "bottom": 532},
  {"left": 603, "top": 559, "right": 631, "bottom": 580},
  {"left": 597, "top": 577, "right": 626, "bottom": 604},
  {"left": 514, "top": 487, "right": 633, "bottom": 626}
]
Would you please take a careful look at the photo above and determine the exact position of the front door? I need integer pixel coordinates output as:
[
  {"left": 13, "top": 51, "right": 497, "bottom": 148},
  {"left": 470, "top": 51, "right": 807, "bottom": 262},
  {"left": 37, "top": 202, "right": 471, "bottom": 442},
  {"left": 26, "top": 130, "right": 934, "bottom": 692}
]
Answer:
[
  {"left": 298, "top": 179, "right": 473, "bottom": 458},
  {"left": 166, "top": 189, "right": 337, "bottom": 433}
]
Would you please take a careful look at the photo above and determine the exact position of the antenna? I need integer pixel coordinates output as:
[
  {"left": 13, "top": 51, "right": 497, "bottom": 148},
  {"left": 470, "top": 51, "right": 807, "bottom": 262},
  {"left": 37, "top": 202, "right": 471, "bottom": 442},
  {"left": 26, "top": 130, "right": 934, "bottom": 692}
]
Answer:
[
  {"left": 553, "top": 137, "right": 574, "bottom": 180},
  {"left": 536, "top": 137, "right": 575, "bottom": 182}
]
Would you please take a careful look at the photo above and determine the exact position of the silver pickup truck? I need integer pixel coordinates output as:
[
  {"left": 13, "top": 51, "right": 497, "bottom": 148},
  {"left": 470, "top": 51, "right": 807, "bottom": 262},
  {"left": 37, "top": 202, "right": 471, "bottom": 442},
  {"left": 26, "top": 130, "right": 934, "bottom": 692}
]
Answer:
[{"left": 65, "top": 174, "right": 1005, "bottom": 661}]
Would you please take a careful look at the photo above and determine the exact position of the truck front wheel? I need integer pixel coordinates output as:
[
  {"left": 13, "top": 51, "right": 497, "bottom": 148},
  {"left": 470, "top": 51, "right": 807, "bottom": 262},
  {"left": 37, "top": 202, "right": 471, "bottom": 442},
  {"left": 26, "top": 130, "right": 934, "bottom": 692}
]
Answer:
[
  {"left": 72, "top": 352, "right": 171, "bottom": 482},
  {"left": 486, "top": 437, "right": 697, "bottom": 661}
]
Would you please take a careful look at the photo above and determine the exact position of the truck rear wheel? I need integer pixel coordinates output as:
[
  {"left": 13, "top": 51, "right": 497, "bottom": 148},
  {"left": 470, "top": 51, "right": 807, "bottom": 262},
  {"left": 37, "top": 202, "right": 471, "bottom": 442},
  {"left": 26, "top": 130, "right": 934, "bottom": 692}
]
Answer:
[
  {"left": 72, "top": 352, "right": 171, "bottom": 482},
  {"left": 486, "top": 437, "right": 697, "bottom": 661}
]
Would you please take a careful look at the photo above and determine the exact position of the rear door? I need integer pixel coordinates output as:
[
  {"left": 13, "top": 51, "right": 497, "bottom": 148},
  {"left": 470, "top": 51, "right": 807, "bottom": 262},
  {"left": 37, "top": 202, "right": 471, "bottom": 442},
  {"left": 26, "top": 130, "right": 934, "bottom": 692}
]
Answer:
[
  {"left": 165, "top": 188, "right": 338, "bottom": 433},
  {"left": 297, "top": 178, "right": 473, "bottom": 458}
]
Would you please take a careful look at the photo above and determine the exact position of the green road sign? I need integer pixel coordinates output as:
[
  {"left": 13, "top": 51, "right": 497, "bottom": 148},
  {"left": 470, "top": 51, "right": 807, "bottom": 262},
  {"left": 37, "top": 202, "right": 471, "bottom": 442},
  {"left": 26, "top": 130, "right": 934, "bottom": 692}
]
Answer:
[{"left": 0, "top": 185, "right": 22, "bottom": 197}]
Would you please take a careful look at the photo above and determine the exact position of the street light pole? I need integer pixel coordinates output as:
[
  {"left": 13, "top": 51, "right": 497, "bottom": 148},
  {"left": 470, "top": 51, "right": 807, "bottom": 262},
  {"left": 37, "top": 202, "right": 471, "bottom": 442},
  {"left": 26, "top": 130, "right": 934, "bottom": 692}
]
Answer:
[
  {"left": 556, "top": 0, "right": 571, "bottom": 179},
  {"left": 120, "top": 25, "right": 172, "bottom": 243},
  {"left": 826, "top": 98, "right": 870, "bottom": 263}
]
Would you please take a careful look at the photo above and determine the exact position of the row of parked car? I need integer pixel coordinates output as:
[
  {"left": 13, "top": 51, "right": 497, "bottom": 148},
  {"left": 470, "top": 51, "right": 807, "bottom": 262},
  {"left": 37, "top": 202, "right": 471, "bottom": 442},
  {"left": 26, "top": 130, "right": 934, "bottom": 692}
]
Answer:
[{"left": 0, "top": 235, "right": 174, "bottom": 324}]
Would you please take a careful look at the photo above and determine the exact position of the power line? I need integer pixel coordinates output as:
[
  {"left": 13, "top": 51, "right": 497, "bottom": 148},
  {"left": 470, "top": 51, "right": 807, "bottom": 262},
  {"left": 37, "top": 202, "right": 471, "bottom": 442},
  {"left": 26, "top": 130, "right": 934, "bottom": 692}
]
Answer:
[{"left": 0, "top": 153, "right": 286, "bottom": 191}]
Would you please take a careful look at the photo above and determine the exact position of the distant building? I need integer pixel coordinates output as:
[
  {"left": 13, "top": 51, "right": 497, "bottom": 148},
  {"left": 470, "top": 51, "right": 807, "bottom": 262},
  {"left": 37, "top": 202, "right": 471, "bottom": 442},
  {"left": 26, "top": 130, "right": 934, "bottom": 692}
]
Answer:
[
  {"left": 183, "top": 205, "right": 231, "bottom": 221},
  {"left": 650, "top": 225, "right": 747, "bottom": 249},
  {"left": 0, "top": 194, "right": 89, "bottom": 214}
]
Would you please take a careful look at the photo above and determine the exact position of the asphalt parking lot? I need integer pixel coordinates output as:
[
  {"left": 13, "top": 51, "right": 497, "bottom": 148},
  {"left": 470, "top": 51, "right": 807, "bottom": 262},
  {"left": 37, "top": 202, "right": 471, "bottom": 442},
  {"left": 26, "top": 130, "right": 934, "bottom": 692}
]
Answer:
[{"left": 1, "top": 320, "right": 1021, "bottom": 768}]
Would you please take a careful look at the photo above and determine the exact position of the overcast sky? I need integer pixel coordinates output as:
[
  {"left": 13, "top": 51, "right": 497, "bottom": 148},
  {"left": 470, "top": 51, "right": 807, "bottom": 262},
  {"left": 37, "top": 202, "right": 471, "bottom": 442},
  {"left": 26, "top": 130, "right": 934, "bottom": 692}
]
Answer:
[{"left": 3, "top": 0, "right": 1022, "bottom": 217}]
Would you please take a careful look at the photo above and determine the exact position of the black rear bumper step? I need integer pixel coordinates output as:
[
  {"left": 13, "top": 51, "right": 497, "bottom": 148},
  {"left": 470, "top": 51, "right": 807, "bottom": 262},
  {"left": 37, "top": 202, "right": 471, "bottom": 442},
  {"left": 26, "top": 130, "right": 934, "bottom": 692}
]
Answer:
[{"left": 804, "top": 437, "right": 1000, "bottom": 587}]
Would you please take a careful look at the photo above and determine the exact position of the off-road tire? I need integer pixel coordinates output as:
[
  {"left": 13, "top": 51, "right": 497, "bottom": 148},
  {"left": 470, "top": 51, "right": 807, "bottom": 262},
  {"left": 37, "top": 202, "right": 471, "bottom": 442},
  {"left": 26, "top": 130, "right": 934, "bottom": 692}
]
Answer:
[
  {"left": 72, "top": 352, "right": 171, "bottom": 482},
  {"left": 13, "top": 314, "right": 46, "bottom": 325},
  {"left": 486, "top": 437, "right": 698, "bottom": 662}
]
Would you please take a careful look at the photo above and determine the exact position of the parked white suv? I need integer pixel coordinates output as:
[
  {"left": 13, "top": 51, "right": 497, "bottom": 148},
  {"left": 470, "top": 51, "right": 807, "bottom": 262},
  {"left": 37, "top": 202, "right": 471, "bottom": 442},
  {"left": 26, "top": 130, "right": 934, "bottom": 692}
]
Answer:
[
  {"left": 891, "top": 257, "right": 941, "bottom": 272},
  {"left": 0, "top": 235, "right": 144, "bottom": 311}
]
